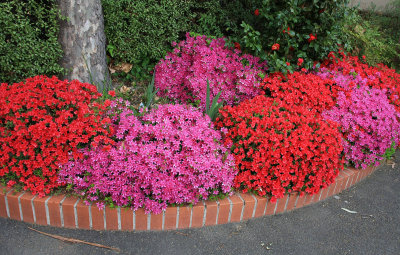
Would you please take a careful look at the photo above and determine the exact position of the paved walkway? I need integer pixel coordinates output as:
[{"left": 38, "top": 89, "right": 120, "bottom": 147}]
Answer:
[{"left": 1, "top": 152, "right": 399, "bottom": 255}]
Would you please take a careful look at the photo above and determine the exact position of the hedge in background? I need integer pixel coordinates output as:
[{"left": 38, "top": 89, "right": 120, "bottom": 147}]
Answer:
[
  {"left": 101, "top": 0, "right": 227, "bottom": 78},
  {"left": 0, "top": 0, "right": 64, "bottom": 84},
  {"left": 228, "top": 0, "right": 352, "bottom": 73}
]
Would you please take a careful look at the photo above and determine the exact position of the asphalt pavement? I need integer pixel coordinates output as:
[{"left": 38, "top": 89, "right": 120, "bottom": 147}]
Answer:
[{"left": 1, "top": 151, "right": 399, "bottom": 255}]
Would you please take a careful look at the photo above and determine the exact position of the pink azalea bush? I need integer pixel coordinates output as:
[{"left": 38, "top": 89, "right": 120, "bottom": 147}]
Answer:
[
  {"left": 322, "top": 84, "right": 400, "bottom": 169},
  {"left": 154, "top": 33, "right": 268, "bottom": 109},
  {"left": 59, "top": 100, "right": 236, "bottom": 213}
]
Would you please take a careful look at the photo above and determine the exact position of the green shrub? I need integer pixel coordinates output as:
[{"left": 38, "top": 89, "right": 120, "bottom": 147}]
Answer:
[
  {"left": 342, "top": 10, "right": 400, "bottom": 69},
  {"left": 224, "top": 0, "right": 352, "bottom": 73},
  {"left": 0, "top": 0, "right": 64, "bottom": 83},
  {"left": 101, "top": 0, "right": 227, "bottom": 80}
]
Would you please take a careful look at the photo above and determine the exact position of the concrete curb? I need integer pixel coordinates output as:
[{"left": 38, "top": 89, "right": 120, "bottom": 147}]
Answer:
[{"left": 0, "top": 163, "right": 383, "bottom": 231}]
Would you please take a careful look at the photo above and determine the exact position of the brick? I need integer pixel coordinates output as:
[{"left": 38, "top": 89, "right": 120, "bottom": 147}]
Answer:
[
  {"left": 0, "top": 187, "right": 12, "bottom": 218},
  {"left": 327, "top": 182, "right": 337, "bottom": 197},
  {"left": 20, "top": 192, "right": 36, "bottom": 223},
  {"left": 7, "top": 191, "right": 23, "bottom": 220},
  {"left": 150, "top": 211, "right": 163, "bottom": 231},
  {"left": 265, "top": 199, "right": 276, "bottom": 215},
  {"left": 253, "top": 195, "right": 268, "bottom": 218},
  {"left": 76, "top": 200, "right": 90, "bottom": 230},
  {"left": 319, "top": 186, "right": 330, "bottom": 202},
  {"left": 105, "top": 206, "right": 119, "bottom": 230},
  {"left": 163, "top": 207, "right": 177, "bottom": 230},
  {"left": 295, "top": 194, "right": 307, "bottom": 209},
  {"left": 303, "top": 193, "right": 314, "bottom": 207},
  {"left": 134, "top": 208, "right": 148, "bottom": 231},
  {"left": 91, "top": 205, "right": 105, "bottom": 230},
  {"left": 239, "top": 193, "right": 256, "bottom": 220},
  {"left": 47, "top": 195, "right": 65, "bottom": 227},
  {"left": 343, "top": 175, "right": 353, "bottom": 190},
  {"left": 333, "top": 179, "right": 345, "bottom": 195},
  {"left": 313, "top": 189, "right": 324, "bottom": 202},
  {"left": 61, "top": 197, "right": 78, "bottom": 228},
  {"left": 191, "top": 202, "right": 205, "bottom": 228},
  {"left": 350, "top": 172, "right": 360, "bottom": 186},
  {"left": 204, "top": 200, "right": 218, "bottom": 226},
  {"left": 177, "top": 206, "right": 191, "bottom": 229},
  {"left": 120, "top": 208, "right": 134, "bottom": 231},
  {"left": 285, "top": 193, "right": 298, "bottom": 212},
  {"left": 275, "top": 194, "right": 289, "bottom": 214},
  {"left": 33, "top": 196, "right": 48, "bottom": 225},
  {"left": 229, "top": 195, "right": 243, "bottom": 222},
  {"left": 217, "top": 199, "right": 230, "bottom": 224}
]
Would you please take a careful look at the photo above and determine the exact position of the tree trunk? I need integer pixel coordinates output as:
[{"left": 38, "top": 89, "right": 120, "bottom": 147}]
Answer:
[{"left": 57, "top": 0, "right": 110, "bottom": 92}]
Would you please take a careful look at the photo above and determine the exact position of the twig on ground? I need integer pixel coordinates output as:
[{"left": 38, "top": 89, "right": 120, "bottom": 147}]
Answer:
[{"left": 27, "top": 227, "right": 121, "bottom": 252}]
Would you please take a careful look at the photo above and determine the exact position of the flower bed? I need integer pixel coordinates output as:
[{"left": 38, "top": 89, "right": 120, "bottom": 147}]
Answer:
[{"left": 1, "top": 35, "right": 399, "bottom": 216}]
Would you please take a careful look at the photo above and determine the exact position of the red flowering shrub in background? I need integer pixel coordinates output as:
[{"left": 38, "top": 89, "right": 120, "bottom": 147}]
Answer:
[
  {"left": 0, "top": 75, "right": 113, "bottom": 196},
  {"left": 261, "top": 72, "right": 339, "bottom": 115},
  {"left": 322, "top": 52, "right": 400, "bottom": 112},
  {"left": 215, "top": 96, "right": 344, "bottom": 201}
]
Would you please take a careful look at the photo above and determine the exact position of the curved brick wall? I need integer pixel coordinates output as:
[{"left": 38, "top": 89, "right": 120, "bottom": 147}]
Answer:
[{"left": 0, "top": 164, "right": 382, "bottom": 231}]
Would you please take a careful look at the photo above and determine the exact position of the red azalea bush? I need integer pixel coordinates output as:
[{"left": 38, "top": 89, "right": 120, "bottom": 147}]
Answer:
[
  {"left": 215, "top": 96, "right": 344, "bottom": 201},
  {"left": 261, "top": 71, "right": 339, "bottom": 114},
  {"left": 322, "top": 52, "right": 400, "bottom": 111},
  {"left": 0, "top": 75, "right": 113, "bottom": 196}
]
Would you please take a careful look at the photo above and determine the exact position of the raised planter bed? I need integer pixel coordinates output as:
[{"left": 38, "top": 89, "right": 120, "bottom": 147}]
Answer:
[{"left": 0, "top": 163, "right": 382, "bottom": 231}]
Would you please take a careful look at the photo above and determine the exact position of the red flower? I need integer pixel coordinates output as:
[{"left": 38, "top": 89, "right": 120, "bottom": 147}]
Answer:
[
  {"left": 286, "top": 62, "right": 290, "bottom": 66},
  {"left": 108, "top": 90, "right": 116, "bottom": 97},
  {"left": 254, "top": 9, "right": 260, "bottom": 16},
  {"left": 297, "top": 58, "right": 304, "bottom": 66},
  {"left": 271, "top": 43, "right": 280, "bottom": 51},
  {"left": 308, "top": 34, "right": 317, "bottom": 42},
  {"left": 234, "top": 42, "right": 241, "bottom": 50}
]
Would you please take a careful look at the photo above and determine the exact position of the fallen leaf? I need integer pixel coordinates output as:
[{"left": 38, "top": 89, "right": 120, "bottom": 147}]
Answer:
[{"left": 341, "top": 208, "right": 357, "bottom": 214}]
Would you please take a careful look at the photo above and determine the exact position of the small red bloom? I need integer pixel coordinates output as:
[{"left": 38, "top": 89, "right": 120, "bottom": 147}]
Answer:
[
  {"left": 7, "top": 180, "right": 16, "bottom": 188},
  {"left": 234, "top": 42, "right": 241, "bottom": 50},
  {"left": 286, "top": 62, "right": 290, "bottom": 66},
  {"left": 254, "top": 9, "right": 260, "bottom": 16},
  {"left": 108, "top": 90, "right": 116, "bottom": 97},
  {"left": 297, "top": 58, "right": 304, "bottom": 66},
  {"left": 271, "top": 43, "right": 280, "bottom": 51},
  {"left": 308, "top": 34, "right": 317, "bottom": 42}
]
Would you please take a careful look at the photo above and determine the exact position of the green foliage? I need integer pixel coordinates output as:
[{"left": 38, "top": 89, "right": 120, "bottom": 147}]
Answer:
[
  {"left": 0, "top": 0, "right": 64, "bottom": 83},
  {"left": 382, "top": 140, "right": 397, "bottom": 160},
  {"left": 342, "top": 11, "right": 400, "bottom": 69},
  {"left": 224, "top": 0, "right": 352, "bottom": 73},
  {"left": 142, "top": 72, "right": 159, "bottom": 110},
  {"left": 205, "top": 80, "right": 223, "bottom": 122},
  {"left": 101, "top": 0, "right": 226, "bottom": 80}
]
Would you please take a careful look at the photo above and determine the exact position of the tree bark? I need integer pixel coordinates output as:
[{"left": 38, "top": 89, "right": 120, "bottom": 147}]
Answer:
[{"left": 57, "top": 0, "right": 110, "bottom": 92}]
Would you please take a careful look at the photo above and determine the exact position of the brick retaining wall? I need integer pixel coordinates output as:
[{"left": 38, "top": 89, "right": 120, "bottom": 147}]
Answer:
[{"left": 0, "top": 164, "right": 381, "bottom": 231}]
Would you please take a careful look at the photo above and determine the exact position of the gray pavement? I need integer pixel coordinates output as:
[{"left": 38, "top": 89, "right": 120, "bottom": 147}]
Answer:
[{"left": 1, "top": 151, "right": 400, "bottom": 255}]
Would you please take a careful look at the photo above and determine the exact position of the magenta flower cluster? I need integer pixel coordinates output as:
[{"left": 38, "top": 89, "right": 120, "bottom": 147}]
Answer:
[
  {"left": 154, "top": 33, "right": 268, "bottom": 109},
  {"left": 59, "top": 101, "right": 236, "bottom": 213},
  {"left": 318, "top": 70, "right": 400, "bottom": 168}
]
